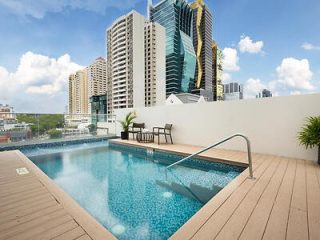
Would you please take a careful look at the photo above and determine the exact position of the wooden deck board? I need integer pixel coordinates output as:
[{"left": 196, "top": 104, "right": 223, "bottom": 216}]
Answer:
[
  {"left": 237, "top": 158, "right": 289, "bottom": 240},
  {"left": 189, "top": 156, "right": 276, "bottom": 240},
  {"left": 287, "top": 160, "right": 309, "bottom": 240},
  {"left": 306, "top": 162, "right": 320, "bottom": 240},
  {"left": 210, "top": 157, "right": 283, "bottom": 240},
  {"left": 262, "top": 159, "right": 297, "bottom": 240},
  {"left": 52, "top": 226, "right": 86, "bottom": 240}
]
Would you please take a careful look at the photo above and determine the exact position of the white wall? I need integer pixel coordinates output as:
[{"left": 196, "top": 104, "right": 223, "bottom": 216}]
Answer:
[
  {"left": 155, "top": 22, "right": 166, "bottom": 106},
  {"left": 115, "top": 94, "right": 320, "bottom": 161}
]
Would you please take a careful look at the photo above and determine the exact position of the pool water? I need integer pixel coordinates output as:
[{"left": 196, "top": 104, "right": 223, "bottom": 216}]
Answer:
[{"left": 23, "top": 141, "right": 244, "bottom": 240}]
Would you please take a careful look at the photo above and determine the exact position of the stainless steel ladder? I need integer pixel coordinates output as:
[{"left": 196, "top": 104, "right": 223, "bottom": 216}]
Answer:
[{"left": 166, "top": 134, "right": 254, "bottom": 179}]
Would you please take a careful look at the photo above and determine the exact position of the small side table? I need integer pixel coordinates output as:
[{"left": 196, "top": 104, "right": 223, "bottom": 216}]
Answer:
[{"left": 137, "top": 132, "right": 154, "bottom": 143}]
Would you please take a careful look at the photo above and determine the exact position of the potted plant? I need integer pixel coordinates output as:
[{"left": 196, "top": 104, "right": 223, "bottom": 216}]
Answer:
[
  {"left": 298, "top": 116, "right": 320, "bottom": 164},
  {"left": 119, "top": 111, "right": 136, "bottom": 140}
]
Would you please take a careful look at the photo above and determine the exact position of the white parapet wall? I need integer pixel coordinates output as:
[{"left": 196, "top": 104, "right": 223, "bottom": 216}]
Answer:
[{"left": 114, "top": 93, "right": 320, "bottom": 161}]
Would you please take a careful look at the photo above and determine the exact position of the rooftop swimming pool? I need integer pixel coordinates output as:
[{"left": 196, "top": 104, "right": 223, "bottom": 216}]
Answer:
[{"left": 23, "top": 140, "right": 244, "bottom": 240}]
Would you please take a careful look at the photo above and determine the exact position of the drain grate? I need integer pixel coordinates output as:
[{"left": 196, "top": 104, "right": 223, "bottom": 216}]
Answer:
[{"left": 16, "top": 167, "right": 29, "bottom": 175}]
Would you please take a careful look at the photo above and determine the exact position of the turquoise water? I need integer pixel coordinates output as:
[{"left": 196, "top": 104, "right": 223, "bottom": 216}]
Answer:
[{"left": 24, "top": 141, "right": 244, "bottom": 240}]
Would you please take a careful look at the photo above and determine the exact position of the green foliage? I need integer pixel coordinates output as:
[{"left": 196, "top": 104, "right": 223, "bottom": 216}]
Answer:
[
  {"left": 118, "top": 112, "right": 136, "bottom": 132},
  {"left": 88, "top": 124, "right": 96, "bottom": 134},
  {"left": 48, "top": 129, "right": 63, "bottom": 139},
  {"left": 17, "top": 114, "right": 64, "bottom": 136},
  {"left": 298, "top": 116, "right": 320, "bottom": 149}
]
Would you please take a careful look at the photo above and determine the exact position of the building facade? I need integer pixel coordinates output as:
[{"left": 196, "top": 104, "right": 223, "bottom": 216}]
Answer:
[
  {"left": 144, "top": 21, "right": 166, "bottom": 107},
  {"left": 0, "top": 104, "right": 14, "bottom": 120},
  {"left": 150, "top": 0, "right": 196, "bottom": 96},
  {"left": 223, "top": 82, "right": 243, "bottom": 101},
  {"left": 212, "top": 41, "right": 224, "bottom": 101},
  {"left": 90, "top": 95, "right": 107, "bottom": 126},
  {"left": 107, "top": 11, "right": 146, "bottom": 114},
  {"left": 88, "top": 57, "right": 107, "bottom": 113},
  {"left": 68, "top": 68, "right": 88, "bottom": 114},
  {"left": 191, "top": 0, "right": 213, "bottom": 100},
  {"left": 106, "top": 10, "right": 166, "bottom": 113}
]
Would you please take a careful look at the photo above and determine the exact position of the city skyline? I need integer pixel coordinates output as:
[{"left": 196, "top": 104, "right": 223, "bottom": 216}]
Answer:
[{"left": 0, "top": 0, "right": 319, "bottom": 112}]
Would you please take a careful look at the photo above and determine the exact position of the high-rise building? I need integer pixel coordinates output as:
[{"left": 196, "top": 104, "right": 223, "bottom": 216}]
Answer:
[
  {"left": 212, "top": 41, "right": 224, "bottom": 101},
  {"left": 88, "top": 57, "right": 107, "bottom": 112},
  {"left": 107, "top": 11, "right": 145, "bottom": 113},
  {"left": 150, "top": 0, "right": 196, "bottom": 96},
  {"left": 68, "top": 68, "right": 88, "bottom": 114},
  {"left": 144, "top": 21, "right": 166, "bottom": 107},
  {"left": 106, "top": 10, "right": 165, "bottom": 113},
  {"left": 68, "top": 74, "right": 76, "bottom": 114},
  {"left": 257, "top": 89, "right": 272, "bottom": 98},
  {"left": 223, "top": 82, "right": 243, "bottom": 101},
  {"left": 191, "top": 0, "right": 213, "bottom": 100}
]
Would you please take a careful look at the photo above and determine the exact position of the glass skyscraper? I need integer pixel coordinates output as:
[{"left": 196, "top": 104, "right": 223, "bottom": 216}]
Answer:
[
  {"left": 191, "top": 0, "right": 214, "bottom": 100},
  {"left": 150, "top": 0, "right": 196, "bottom": 96}
]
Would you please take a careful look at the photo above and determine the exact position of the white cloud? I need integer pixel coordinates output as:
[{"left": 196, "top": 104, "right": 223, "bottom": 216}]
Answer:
[
  {"left": 301, "top": 42, "right": 320, "bottom": 51},
  {"left": 222, "top": 48, "right": 240, "bottom": 72},
  {"left": 244, "top": 78, "right": 267, "bottom": 98},
  {"left": 222, "top": 73, "right": 232, "bottom": 83},
  {"left": 272, "top": 58, "right": 314, "bottom": 91},
  {"left": 0, "top": 0, "right": 142, "bottom": 18},
  {"left": 238, "top": 35, "right": 264, "bottom": 54},
  {"left": 243, "top": 57, "right": 316, "bottom": 99},
  {"left": 0, "top": 51, "right": 83, "bottom": 112}
]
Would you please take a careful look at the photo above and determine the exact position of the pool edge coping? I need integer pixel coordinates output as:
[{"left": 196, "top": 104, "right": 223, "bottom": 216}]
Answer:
[
  {"left": 0, "top": 135, "right": 118, "bottom": 151},
  {"left": 15, "top": 150, "right": 118, "bottom": 240},
  {"left": 109, "top": 139, "right": 248, "bottom": 168}
]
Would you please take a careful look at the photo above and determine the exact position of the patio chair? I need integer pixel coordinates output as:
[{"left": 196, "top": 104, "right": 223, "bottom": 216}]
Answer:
[
  {"left": 128, "top": 123, "right": 145, "bottom": 140},
  {"left": 153, "top": 124, "right": 173, "bottom": 145}
]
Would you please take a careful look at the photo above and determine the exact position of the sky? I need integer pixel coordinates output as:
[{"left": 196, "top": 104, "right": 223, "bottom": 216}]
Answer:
[{"left": 0, "top": 0, "right": 319, "bottom": 113}]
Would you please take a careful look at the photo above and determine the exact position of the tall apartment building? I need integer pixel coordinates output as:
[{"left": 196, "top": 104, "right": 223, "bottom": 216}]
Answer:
[
  {"left": 223, "top": 82, "right": 244, "bottom": 101},
  {"left": 144, "top": 21, "right": 166, "bottom": 107},
  {"left": 150, "top": 0, "right": 196, "bottom": 96},
  {"left": 191, "top": 0, "right": 213, "bottom": 100},
  {"left": 212, "top": 41, "right": 224, "bottom": 101},
  {"left": 68, "top": 68, "right": 88, "bottom": 114},
  {"left": 107, "top": 11, "right": 145, "bottom": 113},
  {"left": 88, "top": 57, "right": 107, "bottom": 113},
  {"left": 106, "top": 10, "right": 165, "bottom": 113}
]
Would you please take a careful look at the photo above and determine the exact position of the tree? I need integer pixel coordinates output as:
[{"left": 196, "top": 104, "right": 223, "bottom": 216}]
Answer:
[
  {"left": 298, "top": 116, "right": 320, "bottom": 164},
  {"left": 48, "top": 129, "right": 63, "bottom": 139}
]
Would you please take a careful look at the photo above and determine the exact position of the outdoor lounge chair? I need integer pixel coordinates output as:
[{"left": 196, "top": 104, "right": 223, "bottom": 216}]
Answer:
[
  {"left": 128, "top": 123, "right": 145, "bottom": 140},
  {"left": 153, "top": 124, "right": 173, "bottom": 145}
]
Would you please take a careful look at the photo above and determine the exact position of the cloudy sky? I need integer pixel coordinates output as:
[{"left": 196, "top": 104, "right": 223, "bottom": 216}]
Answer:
[{"left": 0, "top": 0, "right": 319, "bottom": 113}]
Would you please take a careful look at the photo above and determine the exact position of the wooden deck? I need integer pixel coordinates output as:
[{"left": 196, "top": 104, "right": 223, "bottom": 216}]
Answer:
[
  {"left": 1, "top": 140, "right": 320, "bottom": 240},
  {"left": 0, "top": 150, "right": 116, "bottom": 240},
  {"left": 112, "top": 140, "right": 320, "bottom": 240}
]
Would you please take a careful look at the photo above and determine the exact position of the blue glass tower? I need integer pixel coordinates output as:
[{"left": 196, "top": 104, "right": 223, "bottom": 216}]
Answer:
[{"left": 150, "top": 0, "right": 196, "bottom": 95}]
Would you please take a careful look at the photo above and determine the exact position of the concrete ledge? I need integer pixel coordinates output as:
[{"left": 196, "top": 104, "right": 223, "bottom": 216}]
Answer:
[{"left": 0, "top": 135, "right": 118, "bottom": 151}]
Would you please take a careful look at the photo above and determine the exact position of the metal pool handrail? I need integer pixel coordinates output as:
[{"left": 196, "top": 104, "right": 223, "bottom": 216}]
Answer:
[{"left": 165, "top": 134, "right": 254, "bottom": 179}]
